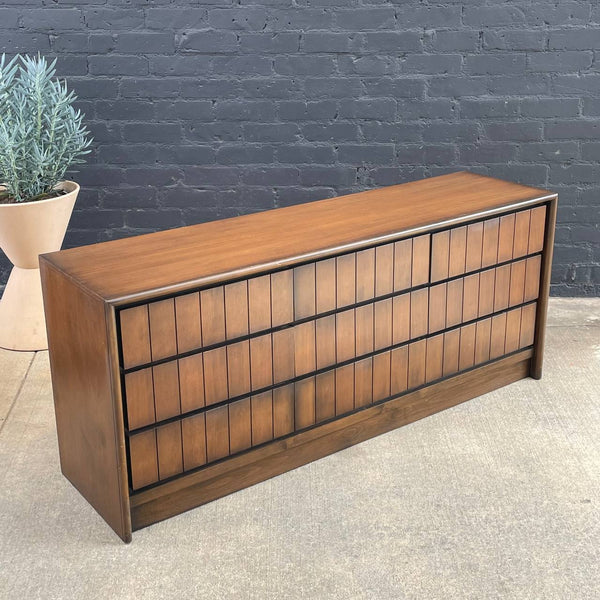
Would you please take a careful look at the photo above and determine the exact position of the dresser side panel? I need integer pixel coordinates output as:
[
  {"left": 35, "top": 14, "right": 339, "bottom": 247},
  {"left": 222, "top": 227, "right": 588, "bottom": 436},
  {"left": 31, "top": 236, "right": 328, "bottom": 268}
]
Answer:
[{"left": 40, "top": 259, "right": 131, "bottom": 542}]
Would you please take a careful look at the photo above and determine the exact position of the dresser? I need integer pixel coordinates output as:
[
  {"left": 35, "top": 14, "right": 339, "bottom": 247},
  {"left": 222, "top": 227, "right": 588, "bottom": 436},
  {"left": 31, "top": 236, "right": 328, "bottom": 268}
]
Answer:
[{"left": 40, "top": 172, "right": 557, "bottom": 542}]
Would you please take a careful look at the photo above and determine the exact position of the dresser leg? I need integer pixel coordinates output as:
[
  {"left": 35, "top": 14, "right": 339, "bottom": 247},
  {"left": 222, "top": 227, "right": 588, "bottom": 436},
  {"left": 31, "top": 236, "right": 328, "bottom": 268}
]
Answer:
[
  {"left": 530, "top": 363, "right": 542, "bottom": 380},
  {"left": 530, "top": 197, "right": 557, "bottom": 382}
]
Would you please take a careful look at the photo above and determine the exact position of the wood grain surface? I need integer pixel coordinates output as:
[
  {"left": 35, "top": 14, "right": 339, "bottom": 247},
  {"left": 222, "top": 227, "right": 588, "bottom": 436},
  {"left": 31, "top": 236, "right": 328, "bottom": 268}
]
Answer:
[
  {"left": 40, "top": 259, "right": 132, "bottom": 541},
  {"left": 42, "top": 172, "right": 554, "bottom": 303}
]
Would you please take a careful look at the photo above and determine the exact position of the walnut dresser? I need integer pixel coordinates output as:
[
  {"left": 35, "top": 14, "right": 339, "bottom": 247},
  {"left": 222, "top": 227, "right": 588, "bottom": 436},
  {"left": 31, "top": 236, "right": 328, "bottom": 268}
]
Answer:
[{"left": 40, "top": 172, "right": 557, "bottom": 542}]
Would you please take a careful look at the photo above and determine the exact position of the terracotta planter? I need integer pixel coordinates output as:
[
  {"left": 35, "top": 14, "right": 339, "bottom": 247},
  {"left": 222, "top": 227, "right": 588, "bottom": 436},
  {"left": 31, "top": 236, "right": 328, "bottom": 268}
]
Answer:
[{"left": 0, "top": 181, "right": 79, "bottom": 351}]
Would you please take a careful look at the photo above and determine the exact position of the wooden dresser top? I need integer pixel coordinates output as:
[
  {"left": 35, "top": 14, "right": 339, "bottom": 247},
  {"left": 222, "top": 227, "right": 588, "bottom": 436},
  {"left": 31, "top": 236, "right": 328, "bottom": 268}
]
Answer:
[{"left": 41, "top": 171, "right": 555, "bottom": 304}]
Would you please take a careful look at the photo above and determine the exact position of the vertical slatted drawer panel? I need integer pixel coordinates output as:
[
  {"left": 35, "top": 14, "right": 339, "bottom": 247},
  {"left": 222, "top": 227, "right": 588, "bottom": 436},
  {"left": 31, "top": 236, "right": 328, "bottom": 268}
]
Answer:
[{"left": 122, "top": 204, "right": 546, "bottom": 492}]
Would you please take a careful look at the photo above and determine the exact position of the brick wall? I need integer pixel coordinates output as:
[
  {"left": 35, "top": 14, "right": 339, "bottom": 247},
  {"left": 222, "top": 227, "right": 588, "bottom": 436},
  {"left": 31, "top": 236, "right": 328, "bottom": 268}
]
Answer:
[{"left": 1, "top": 1, "right": 599, "bottom": 296}]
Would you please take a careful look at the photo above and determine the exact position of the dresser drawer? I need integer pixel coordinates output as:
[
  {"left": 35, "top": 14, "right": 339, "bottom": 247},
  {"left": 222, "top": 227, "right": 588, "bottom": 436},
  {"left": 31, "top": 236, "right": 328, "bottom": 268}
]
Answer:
[
  {"left": 118, "top": 233, "right": 432, "bottom": 370},
  {"left": 431, "top": 205, "right": 546, "bottom": 282}
]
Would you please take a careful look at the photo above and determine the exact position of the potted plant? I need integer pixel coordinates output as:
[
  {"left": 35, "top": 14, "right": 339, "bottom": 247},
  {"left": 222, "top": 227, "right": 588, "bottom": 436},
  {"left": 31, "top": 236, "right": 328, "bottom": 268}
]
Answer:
[{"left": 0, "top": 54, "right": 92, "bottom": 351}]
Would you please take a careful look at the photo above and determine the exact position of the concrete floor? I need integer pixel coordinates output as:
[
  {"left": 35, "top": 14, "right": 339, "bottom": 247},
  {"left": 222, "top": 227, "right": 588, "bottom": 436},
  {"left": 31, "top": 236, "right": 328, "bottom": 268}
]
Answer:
[{"left": 0, "top": 298, "right": 598, "bottom": 600}]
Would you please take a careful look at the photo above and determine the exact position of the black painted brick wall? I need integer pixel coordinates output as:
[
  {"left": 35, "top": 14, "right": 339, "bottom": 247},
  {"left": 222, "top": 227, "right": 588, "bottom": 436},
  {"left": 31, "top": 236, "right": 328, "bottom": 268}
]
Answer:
[{"left": 1, "top": 1, "right": 599, "bottom": 296}]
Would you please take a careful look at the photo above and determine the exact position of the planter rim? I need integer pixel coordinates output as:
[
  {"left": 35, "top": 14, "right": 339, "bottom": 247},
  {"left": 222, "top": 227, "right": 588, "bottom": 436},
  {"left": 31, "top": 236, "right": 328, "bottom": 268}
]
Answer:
[{"left": 0, "top": 181, "right": 79, "bottom": 208}]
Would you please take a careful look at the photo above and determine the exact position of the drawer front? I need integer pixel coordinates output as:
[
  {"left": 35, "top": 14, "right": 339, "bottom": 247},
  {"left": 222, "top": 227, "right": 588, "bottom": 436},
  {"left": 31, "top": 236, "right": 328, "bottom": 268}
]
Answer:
[
  {"left": 118, "top": 233, "right": 431, "bottom": 370},
  {"left": 122, "top": 204, "right": 547, "bottom": 491},
  {"left": 431, "top": 205, "right": 546, "bottom": 282}
]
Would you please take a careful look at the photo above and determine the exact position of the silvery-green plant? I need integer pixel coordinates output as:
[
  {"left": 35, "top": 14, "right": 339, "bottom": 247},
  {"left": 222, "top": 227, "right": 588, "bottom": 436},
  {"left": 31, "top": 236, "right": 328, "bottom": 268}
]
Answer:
[{"left": 0, "top": 54, "right": 92, "bottom": 203}]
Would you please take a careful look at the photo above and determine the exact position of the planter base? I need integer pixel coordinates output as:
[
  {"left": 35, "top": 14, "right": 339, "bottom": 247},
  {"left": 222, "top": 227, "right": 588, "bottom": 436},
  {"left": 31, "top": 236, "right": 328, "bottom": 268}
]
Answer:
[
  {"left": 0, "top": 266, "right": 47, "bottom": 351},
  {"left": 0, "top": 181, "right": 79, "bottom": 351}
]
